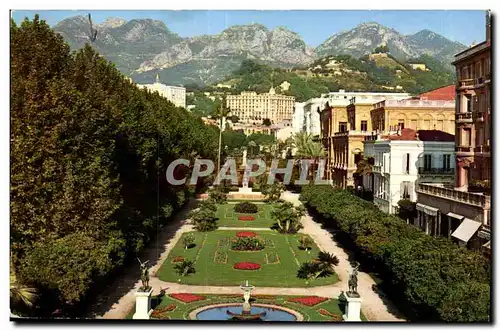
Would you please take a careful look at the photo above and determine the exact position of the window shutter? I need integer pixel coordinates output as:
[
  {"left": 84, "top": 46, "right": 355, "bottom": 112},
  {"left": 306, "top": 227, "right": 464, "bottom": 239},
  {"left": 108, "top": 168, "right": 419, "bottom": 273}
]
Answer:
[
  {"left": 400, "top": 182, "right": 404, "bottom": 199},
  {"left": 409, "top": 181, "right": 414, "bottom": 201}
]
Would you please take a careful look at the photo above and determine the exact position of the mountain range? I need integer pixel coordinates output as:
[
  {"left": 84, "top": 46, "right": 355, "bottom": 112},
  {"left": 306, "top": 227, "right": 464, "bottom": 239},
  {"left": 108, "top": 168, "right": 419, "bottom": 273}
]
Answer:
[{"left": 53, "top": 16, "right": 467, "bottom": 86}]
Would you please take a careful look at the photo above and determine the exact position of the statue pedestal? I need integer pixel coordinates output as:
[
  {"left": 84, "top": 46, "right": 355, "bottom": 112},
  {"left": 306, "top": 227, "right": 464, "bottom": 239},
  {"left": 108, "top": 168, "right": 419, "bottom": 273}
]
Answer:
[
  {"left": 238, "top": 186, "right": 253, "bottom": 194},
  {"left": 133, "top": 288, "right": 153, "bottom": 320},
  {"left": 342, "top": 294, "right": 362, "bottom": 322}
]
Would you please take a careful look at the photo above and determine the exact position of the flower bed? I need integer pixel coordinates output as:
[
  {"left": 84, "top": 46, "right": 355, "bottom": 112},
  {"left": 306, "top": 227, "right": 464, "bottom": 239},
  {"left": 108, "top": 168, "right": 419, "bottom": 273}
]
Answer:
[
  {"left": 151, "top": 304, "right": 177, "bottom": 319},
  {"left": 266, "top": 252, "right": 280, "bottom": 264},
  {"left": 231, "top": 237, "right": 265, "bottom": 251},
  {"left": 236, "top": 231, "right": 257, "bottom": 237},
  {"left": 214, "top": 249, "right": 228, "bottom": 264},
  {"left": 238, "top": 215, "right": 255, "bottom": 221},
  {"left": 288, "top": 296, "right": 328, "bottom": 306},
  {"left": 234, "top": 262, "right": 261, "bottom": 270},
  {"left": 171, "top": 256, "right": 185, "bottom": 263},
  {"left": 318, "top": 308, "right": 342, "bottom": 321},
  {"left": 169, "top": 293, "right": 206, "bottom": 303}
]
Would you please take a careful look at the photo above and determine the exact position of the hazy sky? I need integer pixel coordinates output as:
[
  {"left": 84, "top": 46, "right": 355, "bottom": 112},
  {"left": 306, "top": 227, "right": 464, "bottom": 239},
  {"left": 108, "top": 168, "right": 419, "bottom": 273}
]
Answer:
[{"left": 11, "top": 10, "right": 486, "bottom": 47}]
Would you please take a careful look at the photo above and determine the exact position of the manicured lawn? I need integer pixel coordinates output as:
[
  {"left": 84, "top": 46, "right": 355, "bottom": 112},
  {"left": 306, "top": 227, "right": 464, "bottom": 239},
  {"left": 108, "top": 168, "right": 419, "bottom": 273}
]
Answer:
[
  {"left": 157, "top": 230, "right": 339, "bottom": 287},
  {"left": 127, "top": 293, "right": 367, "bottom": 321},
  {"left": 215, "top": 203, "right": 276, "bottom": 228}
]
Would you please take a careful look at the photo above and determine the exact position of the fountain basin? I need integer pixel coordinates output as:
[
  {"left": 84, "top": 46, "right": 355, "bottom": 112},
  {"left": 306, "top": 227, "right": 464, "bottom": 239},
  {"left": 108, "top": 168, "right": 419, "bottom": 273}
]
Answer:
[{"left": 189, "top": 303, "right": 303, "bottom": 321}]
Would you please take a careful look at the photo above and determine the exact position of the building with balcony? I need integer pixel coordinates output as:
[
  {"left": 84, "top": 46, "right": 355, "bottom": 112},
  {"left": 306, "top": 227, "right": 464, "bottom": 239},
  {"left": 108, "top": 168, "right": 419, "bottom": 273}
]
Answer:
[
  {"left": 362, "top": 129, "right": 455, "bottom": 214},
  {"left": 226, "top": 88, "right": 295, "bottom": 125},
  {"left": 320, "top": 92, "right": 411, "bottom": 186},
  {"left": 415, "top": 11, "right": 491, "bottom": 256},
  {"left": 137, "top": 74, "right": 186, "bottom": 108}
]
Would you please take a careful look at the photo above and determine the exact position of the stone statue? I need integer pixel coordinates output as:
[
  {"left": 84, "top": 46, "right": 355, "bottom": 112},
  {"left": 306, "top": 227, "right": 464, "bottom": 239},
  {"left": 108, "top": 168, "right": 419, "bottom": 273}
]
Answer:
[
  {"left": 348, "top": 262, "right": 360, "bottom": 295},
  {"left": 137, "top": 258, "right": 150, "bottom": 291}
]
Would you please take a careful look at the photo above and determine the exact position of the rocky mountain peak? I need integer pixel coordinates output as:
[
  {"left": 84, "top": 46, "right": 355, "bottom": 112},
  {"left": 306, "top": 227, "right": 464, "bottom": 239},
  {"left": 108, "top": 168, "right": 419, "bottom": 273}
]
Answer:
[{"left": 97, "top": 17, "right": 126, "bottom": 29}]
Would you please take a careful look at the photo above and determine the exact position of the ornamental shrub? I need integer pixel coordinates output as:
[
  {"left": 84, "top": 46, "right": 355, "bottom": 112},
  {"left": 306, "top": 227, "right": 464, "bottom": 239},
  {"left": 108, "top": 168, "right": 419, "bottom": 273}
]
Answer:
[
  {"left": 300, "top": 185, "right": 491, "bottom": 322},
  {"left": 231, "top": 237, "right": 265, "bottom": 251},
  {"left": 234, "top": 202, "right": 258, "bottom": 214}
]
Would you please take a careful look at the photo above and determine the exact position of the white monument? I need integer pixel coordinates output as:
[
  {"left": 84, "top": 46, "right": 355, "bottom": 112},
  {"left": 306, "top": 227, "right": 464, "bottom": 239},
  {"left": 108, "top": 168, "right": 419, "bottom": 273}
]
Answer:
[
  {"left": 342, "top": 263, "right": 362, "bottom": 322},
  {"left": 240, "top": 280, "right": 255, "bottom": 313},
  {"left": 238, "top": 148, "right": 253, "bottom": 194},
  {"left": 133, "top": 288, "right": 153, "bottom": 319}
]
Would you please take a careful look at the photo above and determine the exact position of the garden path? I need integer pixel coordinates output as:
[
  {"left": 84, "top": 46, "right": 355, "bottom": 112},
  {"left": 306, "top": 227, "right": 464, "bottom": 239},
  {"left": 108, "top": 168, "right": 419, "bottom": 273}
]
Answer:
[{"left": 97, "top": 193, "right": 405, "bottom": 321}]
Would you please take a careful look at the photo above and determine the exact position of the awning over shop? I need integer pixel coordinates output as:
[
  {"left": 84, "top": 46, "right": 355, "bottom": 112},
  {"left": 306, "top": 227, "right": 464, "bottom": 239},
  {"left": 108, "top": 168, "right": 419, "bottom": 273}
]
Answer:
[
  {"left": 446, "top": 212, "right": 465, "bottom": 220},
  {"left": 451, "top": 218, "right": 482, "bottom": 243},
  {"left": 416, "top": 203, "right": 439, "bottom": 216}
]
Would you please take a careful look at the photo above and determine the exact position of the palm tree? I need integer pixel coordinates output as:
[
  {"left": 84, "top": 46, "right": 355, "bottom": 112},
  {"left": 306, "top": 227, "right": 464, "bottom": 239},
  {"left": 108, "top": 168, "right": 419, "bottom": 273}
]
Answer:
[
  {"left": 314, "top": 251, "right": 339, "bottom": 278},
  {"left": 174, "top": 260, "right": 196, "bottom": 277},
  {"left": 10, "top": 260, "right": 38, "bottom": 314},
  {"left": 292, "top": 132, "right": 326, "bottom": 180}
]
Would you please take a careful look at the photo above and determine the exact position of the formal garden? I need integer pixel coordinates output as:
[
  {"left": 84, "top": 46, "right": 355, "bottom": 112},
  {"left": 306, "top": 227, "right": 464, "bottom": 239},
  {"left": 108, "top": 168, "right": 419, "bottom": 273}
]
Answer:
[
  {"left": 127, "top": 293, "right": 367, "bottom": 321},
  {"left": 156, "top": 186, "right": 340, "bottom": 287}
]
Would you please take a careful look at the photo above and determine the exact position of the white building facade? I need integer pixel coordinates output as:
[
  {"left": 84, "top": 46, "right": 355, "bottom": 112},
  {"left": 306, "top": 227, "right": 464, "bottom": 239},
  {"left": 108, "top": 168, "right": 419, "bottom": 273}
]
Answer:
[
  {"left": 137, "top": 74, "right": 186, "bottom": 108},
  {"left": 363, "top": 130, "right": 455, "bottom": 214}
]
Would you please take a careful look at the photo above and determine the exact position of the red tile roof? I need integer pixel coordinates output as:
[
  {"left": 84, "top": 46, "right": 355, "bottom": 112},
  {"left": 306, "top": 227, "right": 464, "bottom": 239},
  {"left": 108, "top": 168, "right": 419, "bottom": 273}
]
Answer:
[
  {"left": 418, "top": 85, "right": 456, "bottom": 100},
  {"left": 388, "top": 128, "right": 455, "bottom": 142}
]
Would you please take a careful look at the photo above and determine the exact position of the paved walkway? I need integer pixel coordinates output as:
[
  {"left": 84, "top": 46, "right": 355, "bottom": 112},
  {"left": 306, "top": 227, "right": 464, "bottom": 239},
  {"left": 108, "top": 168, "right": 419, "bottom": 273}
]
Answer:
[{"left": 96, "top": 193, "right": 405, "bottom": 321}]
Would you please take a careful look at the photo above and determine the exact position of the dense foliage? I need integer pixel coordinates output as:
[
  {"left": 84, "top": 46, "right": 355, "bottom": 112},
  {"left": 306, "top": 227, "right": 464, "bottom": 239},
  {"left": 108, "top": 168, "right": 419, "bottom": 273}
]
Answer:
[
  {"left": 300, "top": 185, "right": 491, "bottom": 322},
  {"left": 10, "top": 16, "right": 219, "bottom": 315},
  {"left": 233, "top": 202, "right": 258, "bottom": 214}
]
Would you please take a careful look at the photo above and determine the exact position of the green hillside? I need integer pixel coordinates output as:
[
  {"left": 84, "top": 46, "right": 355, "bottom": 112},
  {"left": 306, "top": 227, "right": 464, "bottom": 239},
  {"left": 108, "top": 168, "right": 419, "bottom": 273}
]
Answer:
[{"left": 202, "top": 52, "right": 455, "bottom": 102}]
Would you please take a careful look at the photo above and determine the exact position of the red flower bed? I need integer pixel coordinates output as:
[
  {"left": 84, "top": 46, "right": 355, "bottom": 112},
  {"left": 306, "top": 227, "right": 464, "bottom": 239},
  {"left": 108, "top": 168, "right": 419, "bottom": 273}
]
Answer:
[
  {"left": 169, "top": 293, "right": 206, "bottom": 303},
  {"left": 238, "top": 215, "right": 255, "bottom": 221},
  {"left": 288, "top": 296, "right": 328, "bottom": 306},
  {"left": 236, "top": 231, "right": 257, "bottom": 237},
  {"left": 234, "top": 262, "right": 261, "bottom": 270}
]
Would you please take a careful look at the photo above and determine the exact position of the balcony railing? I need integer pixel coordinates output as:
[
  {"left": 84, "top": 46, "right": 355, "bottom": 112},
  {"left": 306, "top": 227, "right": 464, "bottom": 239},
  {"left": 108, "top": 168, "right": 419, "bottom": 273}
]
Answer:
[
  {"left": 418, "top": 167, "right": 455, "bottom": 175},
  {"left": 458, "top": 79, "right": 474, "bottom": 89},
  {"left": 417, "top": 183, "right": 489, "bottom": 208},
  {"left": 334, "top": 130, "right": 371, "bottom": 136},
  {"left": 456, "top": 146, "right": 473, "bottom": 153},
  {"left": 475, "top": 77, "right": 485, "bottom": 86},
  {"left": 474, "top": 146, "right": 491, "bottom": 153},
  {"left": 456, "top": 112, "right": 473, "bottom": 121}
]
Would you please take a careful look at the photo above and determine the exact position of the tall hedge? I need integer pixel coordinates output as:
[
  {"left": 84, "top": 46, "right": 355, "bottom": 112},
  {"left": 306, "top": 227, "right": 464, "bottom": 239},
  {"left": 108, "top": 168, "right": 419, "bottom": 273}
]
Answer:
[
  {"left": 300, "top": 185, "right": 490, "bottom": 322},
  {"left": 11, "top": 16, "right": 219, "bottom": 314}
]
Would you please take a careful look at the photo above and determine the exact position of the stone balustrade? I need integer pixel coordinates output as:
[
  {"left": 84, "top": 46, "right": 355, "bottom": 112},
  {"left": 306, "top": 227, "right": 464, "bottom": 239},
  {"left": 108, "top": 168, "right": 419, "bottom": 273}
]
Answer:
[{"left": 417, "top": 183, "right": 489, "bottom": 208}]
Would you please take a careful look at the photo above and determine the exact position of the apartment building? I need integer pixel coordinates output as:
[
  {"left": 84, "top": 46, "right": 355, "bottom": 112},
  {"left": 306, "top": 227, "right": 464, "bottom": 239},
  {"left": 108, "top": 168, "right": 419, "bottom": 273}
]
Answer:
[
  {"left": 226, "top": 88, "right": 295, "bottom": 125},
  {"left": 415, "top": 11, "right": 491, "bottom": 256},
  {"left": 363, "top": 129, "right": 455, "bottom": 214}
]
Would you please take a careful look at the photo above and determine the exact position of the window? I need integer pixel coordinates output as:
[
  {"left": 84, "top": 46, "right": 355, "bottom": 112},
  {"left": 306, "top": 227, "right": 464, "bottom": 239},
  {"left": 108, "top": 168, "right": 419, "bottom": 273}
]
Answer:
[
  {"left": 403, "top": 153, "right": 410, "bottom": 174},
  {"left": 401, "top": 181, "right": 410, "bottom": 199},
  {"left": 442, "top": 155, "right": 451, "bottom": 171},
  {"left": 436, "top": 120, "right": 444, "bottom": 131},
  {"left": 424, "top": 154, "right": 432, "bottom": 170},
  {"left": 462, "top": 128, "right": 471, "bottom": 146},
  {"left": 423, "top": 120, "right": 431, "bottom": 130},
  {"left": 398, "top": 120, "right": 404, "bottom": 129},
  {"left": 466, "top": 95, "right": 473, "bottom": 112},
  {"left": 339, "top": 122, "right": 347, "bottom": 132},
  {"left": 410, "top": 120, "right": 418, "bottom": 130},
  {"left": 361, "top": 120, "right": 368, "bottom": 131}
]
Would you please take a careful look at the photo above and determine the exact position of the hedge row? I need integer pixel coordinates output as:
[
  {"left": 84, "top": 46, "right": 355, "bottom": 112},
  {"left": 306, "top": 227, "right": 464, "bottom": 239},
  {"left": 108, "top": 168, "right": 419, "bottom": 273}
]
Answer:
[{"left": 300, "top": 185, "right": 490, "bottom": 322}]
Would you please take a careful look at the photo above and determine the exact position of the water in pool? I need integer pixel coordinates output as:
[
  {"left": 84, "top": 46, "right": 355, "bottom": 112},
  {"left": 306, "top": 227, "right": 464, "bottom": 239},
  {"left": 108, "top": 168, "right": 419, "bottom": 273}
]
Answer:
[{"left": 196, "top": 305, "right": 297, "bottom": 321}]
